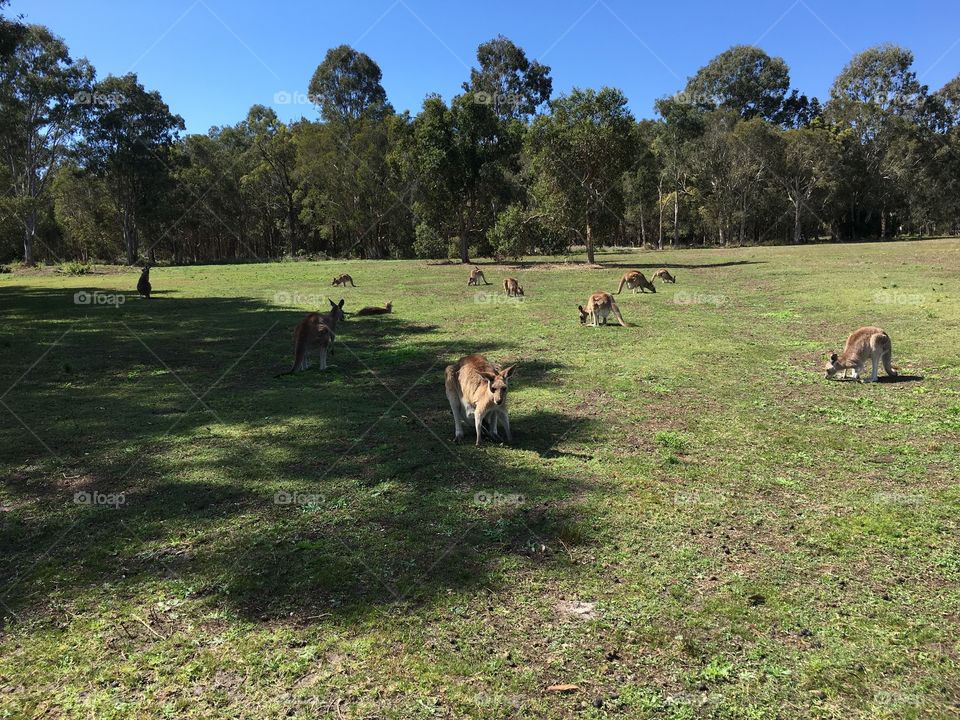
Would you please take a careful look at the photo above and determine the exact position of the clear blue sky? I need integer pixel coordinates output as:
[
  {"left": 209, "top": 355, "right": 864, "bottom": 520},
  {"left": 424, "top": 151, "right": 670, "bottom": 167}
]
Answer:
[{"left": 10, "top": 0, "right": 959, "bottom": 134}]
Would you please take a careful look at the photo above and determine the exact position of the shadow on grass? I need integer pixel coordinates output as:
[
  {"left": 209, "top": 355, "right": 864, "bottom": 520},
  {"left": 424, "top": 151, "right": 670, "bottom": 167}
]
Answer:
[
  {"left": 828, "top": 374, "right": 923, "bottom": 384},
  {"left": 0, "top": 285, "right": 589, "bottom": 625}
]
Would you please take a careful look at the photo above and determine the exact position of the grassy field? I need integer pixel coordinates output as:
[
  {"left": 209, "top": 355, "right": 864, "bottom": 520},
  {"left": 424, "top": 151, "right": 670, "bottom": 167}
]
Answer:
[{"left": 1, "top": 239, "right": 958, "bottom": 719}]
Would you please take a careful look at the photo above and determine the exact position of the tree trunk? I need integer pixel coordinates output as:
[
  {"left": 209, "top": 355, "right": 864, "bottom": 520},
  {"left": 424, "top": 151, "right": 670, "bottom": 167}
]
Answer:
[
  {"left": 122, "top": 207, "right": 138, "bottom": 265},
  {"left": 672, "top": 181, "right": 679, "bottom": 248},
  {"left": 793, "top": 200, "right": 801, "bottom": 244},
  {"left": 639, "top": 202, "right": 646, "bottom": 247},
  {"left": 880, "top": 206, "right": 887, "bottom": 239},
  {"left": 22, "top": 209, "right": 36, "bottom": 265},
  {"left": 657, "top": 180, "right": 664, "bottom": 251},
  {"left": 585, "top": 214, "right": 595, "bottom": 264}
]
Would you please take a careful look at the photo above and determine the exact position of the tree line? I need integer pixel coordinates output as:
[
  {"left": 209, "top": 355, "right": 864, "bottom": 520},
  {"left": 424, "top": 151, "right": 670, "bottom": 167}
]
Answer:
[{"left": 2, "top": 3, "right": 959, "bottom": 266}]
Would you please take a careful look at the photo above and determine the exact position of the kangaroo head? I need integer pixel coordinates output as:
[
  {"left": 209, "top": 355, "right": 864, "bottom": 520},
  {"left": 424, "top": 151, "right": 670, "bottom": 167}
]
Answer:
[
  {"left": 328, "top": 298, "right": 346, "bottom": 322},
  {"left": 385, "top": 302, "right": 393, "bottom": 312},
  {"left": 824, "top": 352, "right": 841, "bottom": 378},
  {"left": 578, "top": 305, "right": 588, "bottom": 324},
  {"left": 516, "top": 285, "right": 524, "bottom": 296},
  {"left": 482, "top": 365, "right": 516, "bottom": 406}
]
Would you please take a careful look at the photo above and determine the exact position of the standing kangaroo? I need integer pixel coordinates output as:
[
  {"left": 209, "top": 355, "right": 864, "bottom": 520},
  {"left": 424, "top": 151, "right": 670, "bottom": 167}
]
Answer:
[
  {"left": 276, "top": 299, "right": 345, "bottom": 377},
  {"left": 503, "top": 277, "right": 524, "bottom": 297},
  {"left": 578, "top": 291, "right": 628, "bottom": 327},
  {"left": 137, "top": 265, "right": 152, "bottom": 298},
  {"left": 652, "top": 268, "right": 676, "bottom": 284},
  {"left": 615, "top": 271, "right": 656, "bottom": 294},
  {"left": 445, "top": 354, "right": 517, "bottom": 446},
  {"left": 467, "top": 267, "right": 490, "bottom": 286},
  {"left": 332, "top": 274, "right": 356, "bottom": 287},
  {"left": 824, "top": 326, "right": 896, "bottom": 382}
]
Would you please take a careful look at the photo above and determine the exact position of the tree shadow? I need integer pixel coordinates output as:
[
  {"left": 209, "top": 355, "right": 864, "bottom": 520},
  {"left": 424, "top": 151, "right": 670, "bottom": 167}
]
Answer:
[{"left": 0, "top": 285, "right": 587, "bottom": 624}]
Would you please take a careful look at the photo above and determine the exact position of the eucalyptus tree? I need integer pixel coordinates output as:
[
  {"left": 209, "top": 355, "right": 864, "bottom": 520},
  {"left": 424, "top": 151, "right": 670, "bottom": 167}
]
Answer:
[
  {"left": 0, "top": 23, "right": 92, "bottom": 263},
  {"left": 528, "top": 87, "right": 636, "bottom": 263}
]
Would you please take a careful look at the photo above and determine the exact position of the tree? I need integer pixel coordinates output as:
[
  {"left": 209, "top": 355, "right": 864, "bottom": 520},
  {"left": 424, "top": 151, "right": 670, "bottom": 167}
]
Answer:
[
  {"left": 308, "top": 45, "right": 391, "bottom": 124},
  {"left": 684, "top": 45, "right": 790, "bottom": 122},
  {"left": 779, "top": 124, "right": 840, "bottom": 243},
  {"left": 463, "top": 35, "right": 552, "bottom": 121},
  {"left": 83, "top": 73, "right": 184, "bottom": 264},
  {"left": 407, "top": 93, "right": 519, "bottom": 262},
  {"left": 0, "top": 24, "right": 92, "bottom": 263},
  {"left": 528, "top": 88, "right": 636, "bottom": 263},
  {"left": 827, "top": 44, "right": 925, "bottom": 237},
  {"left": 242, "top": 106, "right": 299, "bottom": 256},
  {"left": 653, "top": 96, "right": 704, "bottom": 247}
]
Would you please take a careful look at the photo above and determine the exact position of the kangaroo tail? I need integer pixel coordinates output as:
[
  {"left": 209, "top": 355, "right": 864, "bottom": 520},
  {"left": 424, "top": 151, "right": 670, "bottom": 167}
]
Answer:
[
  {"left": 615, "top": 277, "right": 625, "bottom": 294},
  {"left": 611, "top": 301, "right": 629, "bottom": 327}
]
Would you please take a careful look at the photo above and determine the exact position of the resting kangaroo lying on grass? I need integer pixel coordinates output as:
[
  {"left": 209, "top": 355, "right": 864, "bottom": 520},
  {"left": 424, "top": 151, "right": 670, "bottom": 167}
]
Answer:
[
  {"left": 824, "top": 326, "right": 896, "bottom": 382},
  {"left": 445, "top": 354, "right": 517, "bottom": 446}
]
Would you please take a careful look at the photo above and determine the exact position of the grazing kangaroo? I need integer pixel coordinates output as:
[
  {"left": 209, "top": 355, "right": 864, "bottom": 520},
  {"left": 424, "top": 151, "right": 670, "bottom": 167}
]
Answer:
[
  {"left": 355, "top": 302, "right": 392, "bottom": 316},
  {"left": 652, "top": 268, "right": 676, "bottom": 284},
  {"left": 276, "top": 298, "right": 345, "bottom": 377},
  {"left": 137, "top": 265, "right": 152, "bottom": 298},
  {"left": 445, "top": 354, "right": 517, "bottom": 446},
  {"left": 578, "top": 291, "right": 628, "bottom": 327},
  {"left": 503, "top": 277, "right": 524, "bottom": 297},
  {"left": 332, "top": 274, "right": 356, "bottom": 287},
  {"left": 467, "top": 266, "right": 490, "bottom": 286},
  {"left": 824, "top": 326, "right": 896, "bottom": 382},
  {"left": 615, "top": 271, "right": 656, "bottom": 294}
]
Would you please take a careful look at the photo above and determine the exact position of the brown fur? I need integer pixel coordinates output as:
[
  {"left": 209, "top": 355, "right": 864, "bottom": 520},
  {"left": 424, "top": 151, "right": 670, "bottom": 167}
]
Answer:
[
  {"left": 824, "top": 326, "right": 896, "bottom": 382},
  {"left": 276, "top": 298, "right": 345, "bottom": 377},
  {"left": 503, "top": 277, "right": 524, "bottom": 297},
  {"left": 652, "top": 268, "right": 676, "bottom": 283},
  {"left": 615, "top": 271, "right": 656, "bottom": 294},
  {"left": 445, "top": 354, "right": 517, "bottom": 446},
  {"left": 467, "top": 266, "right": 490, "bottom": 286},
  {"left": 355, "top": 302, "right": 392, "bottom": 316},
  {"left": 332, "top": 274, "right": 356, "bottom": 287},
  {"left": 137, "top": 266, "right": 152, "bottom": 298},
  {"left": 578, "top": 291, "right": 628, "bottom": 327}
]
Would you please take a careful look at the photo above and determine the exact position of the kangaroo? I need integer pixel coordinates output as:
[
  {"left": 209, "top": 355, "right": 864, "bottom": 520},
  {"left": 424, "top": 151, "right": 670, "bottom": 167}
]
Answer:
[
  {"left": 137, "top": 265, "right": 152, "bottom": 298},
  {"left": 578, "top": 291, "right": 628, "bottom": 327},
  {"left": 824, "top": 326, "right": 896, "bottom": 382},
  {"left": 445, "top": 354, "right": 517, "bottom": 446},
  {"left": 615, "top": 271, "right": 656, "bottom": 294},
  {"left": 332, "top": 274, "right": 356, "bottom": 287},
  {"left": 503, "top": 277, "right": 524, "bottom": 297},
  {"left": 467, "top": 266, "right": 490, "bottom": 286},
  {"left": 355, "top": 302, "right": 392, "bottom": 316},
  {"left": 276, "top": 299, "right": 345, "bottom": 377},
  {"left": 652, "top": 268, "right": 676, "bottom": 284}
]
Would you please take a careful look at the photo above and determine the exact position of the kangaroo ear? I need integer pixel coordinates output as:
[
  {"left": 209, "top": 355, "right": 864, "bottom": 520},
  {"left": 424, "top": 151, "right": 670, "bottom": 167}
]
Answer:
[
  {"left": 577, "top": 305, "right": 584, "bottom": 312},
  {"left": 830, "top": 352, "right": 838, "bottom": 362},
  {"left": 328, "top": 298, "right": 336, "bottom": 308},
  {"left": 479, "top": 371, "right": 497, "bottom": 383},
  {"left": 338, "top": 298, "right": 345, "bottom": 308},
  {"left": 500, "top": 365, "right": 516, "bottom": 379}
]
